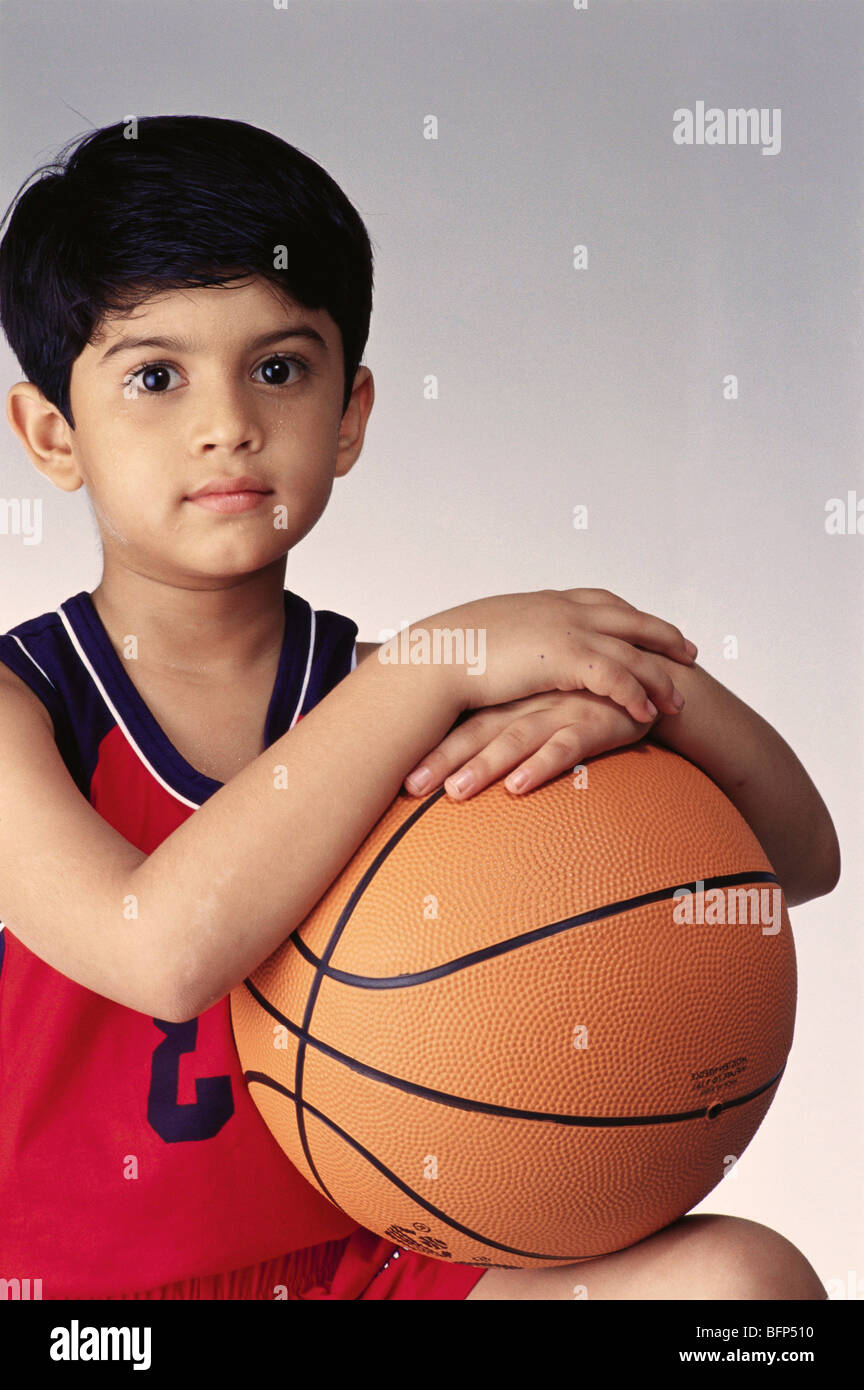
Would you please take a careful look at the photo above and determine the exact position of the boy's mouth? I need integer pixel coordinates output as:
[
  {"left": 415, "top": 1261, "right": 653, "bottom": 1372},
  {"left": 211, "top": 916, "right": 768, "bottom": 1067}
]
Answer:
[{"left": 185, "top": 475, "right": 273, "bottom": 514}]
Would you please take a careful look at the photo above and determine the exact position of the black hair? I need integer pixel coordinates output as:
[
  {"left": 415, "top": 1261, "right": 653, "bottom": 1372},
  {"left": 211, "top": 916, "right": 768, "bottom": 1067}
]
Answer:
[{"left": 0, "top": 114, "right": 374, "bottom": 427}]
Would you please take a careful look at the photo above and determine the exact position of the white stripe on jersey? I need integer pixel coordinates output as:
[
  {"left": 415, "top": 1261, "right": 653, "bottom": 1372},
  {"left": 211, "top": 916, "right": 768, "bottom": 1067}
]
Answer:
[
  {"left": 56, "top": 604, "right": 201, "bottom": 810},
  {"left": 288, "top": 602, "right": 315, "bottom": 729},
  {"left": 11, "top": 633, "right": 58, "bottom": 688}
]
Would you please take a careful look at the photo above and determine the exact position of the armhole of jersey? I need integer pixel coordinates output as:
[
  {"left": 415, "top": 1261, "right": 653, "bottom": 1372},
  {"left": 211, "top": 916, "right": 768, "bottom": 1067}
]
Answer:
[
  {"left": 350, "top": 641, "right": 358, "bottom": 672},
  {"left": 0, "top": 634, "right": 62, "bottom": 984},
  {"left": 0, "top": 633, "right": 64, "bottom": 738}
]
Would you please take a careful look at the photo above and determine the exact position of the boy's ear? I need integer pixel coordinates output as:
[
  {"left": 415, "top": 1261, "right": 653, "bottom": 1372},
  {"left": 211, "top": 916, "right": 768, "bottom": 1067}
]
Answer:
[
  {"left": 5, "top": 382, "right": 84, "bottom": 492},
  {"left": 334, "top": 365, "right": 374, "bottom": 479}
]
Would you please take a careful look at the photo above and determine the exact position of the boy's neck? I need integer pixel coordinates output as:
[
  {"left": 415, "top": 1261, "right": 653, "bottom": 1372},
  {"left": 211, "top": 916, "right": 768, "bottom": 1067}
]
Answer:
[{"left": 89, "top": 561, "right": 290, "bottom": 685}]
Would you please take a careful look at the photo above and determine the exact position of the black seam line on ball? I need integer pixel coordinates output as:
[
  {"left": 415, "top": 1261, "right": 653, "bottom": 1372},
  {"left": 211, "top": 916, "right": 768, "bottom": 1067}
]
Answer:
[
  {"left": 244, "top": 1068, "right": 779, "bottom": 1265},
  {"left": 246, "top": 1072, "right": 578, "bottom": 1263},
  {"left": 287, "top": 869, "right": 782, "bottom": 989},
  {"left": 243, "top": 974, "right": 786, "bottom": 1125},
  {"left": 292, "top": 787, "right": 449, "bottom": 1209}
]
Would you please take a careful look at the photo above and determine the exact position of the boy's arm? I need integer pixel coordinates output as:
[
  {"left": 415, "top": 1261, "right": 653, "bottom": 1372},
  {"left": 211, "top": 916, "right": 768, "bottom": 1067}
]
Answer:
[
  {"left": 0, "top": 652, "right": 463, "bottom": 1023},
  {"left": 647, "top": 658, "right": 841, "bottom": 908},
  {"left": 354, "top": 642, "right": 841, "bottom": 907},
  {"left": 358, "top": 640, "right": 841, "bottom": 905}
]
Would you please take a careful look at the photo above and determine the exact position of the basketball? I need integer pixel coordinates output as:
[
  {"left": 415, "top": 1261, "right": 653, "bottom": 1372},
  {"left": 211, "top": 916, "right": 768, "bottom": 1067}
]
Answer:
[{"left": 230, "top": 742, "right": 796, "bottom": 1270}]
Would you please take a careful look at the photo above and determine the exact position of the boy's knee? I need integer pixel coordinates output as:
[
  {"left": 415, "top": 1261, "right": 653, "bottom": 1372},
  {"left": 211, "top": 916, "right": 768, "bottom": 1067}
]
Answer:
[
  {"left": 661, "top": 1214, "right": 827, "bottom": 1301},
  {"left": 468, "top": 1213, "right": 827, "bottom": 1301}
]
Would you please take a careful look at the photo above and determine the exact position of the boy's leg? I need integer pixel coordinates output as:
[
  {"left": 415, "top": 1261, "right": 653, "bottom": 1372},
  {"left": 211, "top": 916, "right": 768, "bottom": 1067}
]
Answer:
[{"left": 465, "top": 1214, "right": 827, "bottom": 1300}]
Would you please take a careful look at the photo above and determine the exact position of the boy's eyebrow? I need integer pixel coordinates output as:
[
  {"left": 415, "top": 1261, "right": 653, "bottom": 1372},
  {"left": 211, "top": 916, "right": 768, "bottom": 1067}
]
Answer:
[{"left": 97, "top": 324, "right": 328, "bottom": 365}]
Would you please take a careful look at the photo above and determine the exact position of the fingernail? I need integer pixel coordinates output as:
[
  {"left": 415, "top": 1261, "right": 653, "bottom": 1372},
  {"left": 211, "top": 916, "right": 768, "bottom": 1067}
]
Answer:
[
  {"left": 672, "top": 689, "right": 684, "bottom": 709},
  {"left": 506, "top": 770, "right": 529, "bottom": 792},
  {"left": 406, "top": 766, "right": 431, "bottom": 791},
  {"left": 448, "top": 769, "right": 474, "bottom": 793},
  {"left": 645, "top": 700, "right": 658, "bottom": 717},
  {"left": 684, "top": 640, "right": 698, "bottom": 658}
]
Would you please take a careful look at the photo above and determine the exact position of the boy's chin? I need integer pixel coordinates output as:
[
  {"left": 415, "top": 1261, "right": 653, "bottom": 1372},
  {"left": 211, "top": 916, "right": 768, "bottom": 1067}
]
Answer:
[{"left": 123, "top": 551, "right": 289, "bottom": 587}]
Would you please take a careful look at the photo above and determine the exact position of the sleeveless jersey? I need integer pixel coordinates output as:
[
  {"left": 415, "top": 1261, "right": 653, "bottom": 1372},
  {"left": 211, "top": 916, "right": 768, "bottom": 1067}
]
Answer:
[{"left": 0, "top": 588, "right": 362, "bottom": 1298}]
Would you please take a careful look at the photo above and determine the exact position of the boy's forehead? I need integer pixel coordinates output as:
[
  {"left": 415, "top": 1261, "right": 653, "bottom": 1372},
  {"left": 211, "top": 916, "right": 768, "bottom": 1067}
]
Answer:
[{"left": 84, "top": 278, "right": 335, "bottom": 356}]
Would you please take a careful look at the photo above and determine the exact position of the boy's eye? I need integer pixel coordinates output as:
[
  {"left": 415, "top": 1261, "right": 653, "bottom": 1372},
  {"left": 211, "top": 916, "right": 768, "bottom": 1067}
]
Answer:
[
  {"left": 123, "top": 363, "right": 181, "bottom": 394},
  {"left": 254, "top": 354, "right": 308, "bottom": 386},
  {"left": 121, "top": 353, "right": 308, "bottom": 395}
]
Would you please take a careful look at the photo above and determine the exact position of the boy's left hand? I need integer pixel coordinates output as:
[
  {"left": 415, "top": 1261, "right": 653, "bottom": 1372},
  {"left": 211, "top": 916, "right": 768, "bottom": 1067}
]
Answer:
[{"left": 403, "top": 690, "right": 662, "bottom": 801}]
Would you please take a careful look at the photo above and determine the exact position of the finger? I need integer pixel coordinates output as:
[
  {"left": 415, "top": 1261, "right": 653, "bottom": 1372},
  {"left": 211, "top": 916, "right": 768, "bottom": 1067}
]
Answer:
[
  {"left": 561, "top": 595, "right": 697, "bottom": 664},
  {"left": 555, "top": 648, "right": 662, "bottom": 723},
  {"left": 404, "top": 697, "right": 578, "bottom": 793},
  {"left": 559, "top": 587, "right": 636, "bottom": 609},
  {"left": 582, "top": 634, "right": 686, "bottom": 715},
  {"left": 503, "top": 728, "right": 596, "bottom": 795},
  {"left": 556, "top": 588, "right": 696, "bottom": 655},
  {"left": 442, "top": 711, "right": 572, "bottom": 800},
  {"left": 503, "top": 722, "right": 645, "bottom": 795},
  {"left": 403, "top": 707, "right": 517, "bottom": 794}
]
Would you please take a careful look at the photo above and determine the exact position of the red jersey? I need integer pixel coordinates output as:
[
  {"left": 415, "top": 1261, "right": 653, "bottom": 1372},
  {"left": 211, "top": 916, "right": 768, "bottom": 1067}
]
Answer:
[{"left": 0, "top": 588, "right": 362, "bottom": 1298}]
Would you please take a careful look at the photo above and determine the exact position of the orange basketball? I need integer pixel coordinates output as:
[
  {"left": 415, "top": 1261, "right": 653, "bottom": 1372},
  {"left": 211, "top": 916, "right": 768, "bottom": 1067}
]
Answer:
[{"left": 230, "top": 742, "right": 796, "bottom": 1270}]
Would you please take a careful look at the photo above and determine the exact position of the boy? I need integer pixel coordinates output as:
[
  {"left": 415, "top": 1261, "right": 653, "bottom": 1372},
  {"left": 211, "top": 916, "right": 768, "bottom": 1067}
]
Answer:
[{"left": 0, "top": 116, "right": 837, "bottom": 1300}]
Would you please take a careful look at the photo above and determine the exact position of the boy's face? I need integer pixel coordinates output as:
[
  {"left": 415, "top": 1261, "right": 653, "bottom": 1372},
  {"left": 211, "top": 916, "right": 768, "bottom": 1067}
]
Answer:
[{"left": 21, "top": 275, "right": 372, "bottom": 585}]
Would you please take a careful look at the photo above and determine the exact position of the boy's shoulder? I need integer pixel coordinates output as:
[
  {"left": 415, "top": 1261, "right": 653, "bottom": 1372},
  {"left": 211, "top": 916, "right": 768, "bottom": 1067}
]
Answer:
[
  {"left": 0, "top": 655, "right": 54, "bottom": 734},
  {"left": 0, "top": 593, "right": 78, "bottom": 720}
]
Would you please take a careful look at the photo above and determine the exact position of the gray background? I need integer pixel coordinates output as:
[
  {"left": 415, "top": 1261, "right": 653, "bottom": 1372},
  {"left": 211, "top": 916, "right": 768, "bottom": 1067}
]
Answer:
[{"left": 0, "top": 0, "right": 861, "bottom": 1295}]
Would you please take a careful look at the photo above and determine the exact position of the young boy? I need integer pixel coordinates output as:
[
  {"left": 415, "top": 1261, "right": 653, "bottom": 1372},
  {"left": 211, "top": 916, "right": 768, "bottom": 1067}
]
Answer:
[{"left": 0, "top": 116, "right": 837, "bottom": 1301}]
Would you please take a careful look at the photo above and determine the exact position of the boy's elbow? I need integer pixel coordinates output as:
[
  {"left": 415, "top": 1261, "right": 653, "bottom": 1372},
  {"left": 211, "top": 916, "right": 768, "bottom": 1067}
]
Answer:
[
  {"left": 814, "top": 819, "right": 842, "bottom": 898},
  {"left": 154, "top": 962, "right": 204, "bottom": 1023},
  {"left": 785, "top": 836, "right": 841, "bottom": 909},
  {"left": 108, "top": 957, "right": 192, "bottom": 1022},
  {"left": 160, "top": 964, "right": 227, "bottom": 1023},
  {"left": 818, "top": 836, "right": 842, "bottom": 897},
  {"left": 159, "top": 995, "right": 198, "bottom": 1025},
  {"left": 160, "top": 980, "right": 206, "bottom": 1024},
  {"left": 154, "top": 925, "right": 224, "bottom": 1022}
]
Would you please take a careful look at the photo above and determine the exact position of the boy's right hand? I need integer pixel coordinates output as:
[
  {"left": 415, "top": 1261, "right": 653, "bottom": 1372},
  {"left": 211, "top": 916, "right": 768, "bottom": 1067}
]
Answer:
[{"left": 403, "top": 587, "right": 697, "bottom": 724}]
